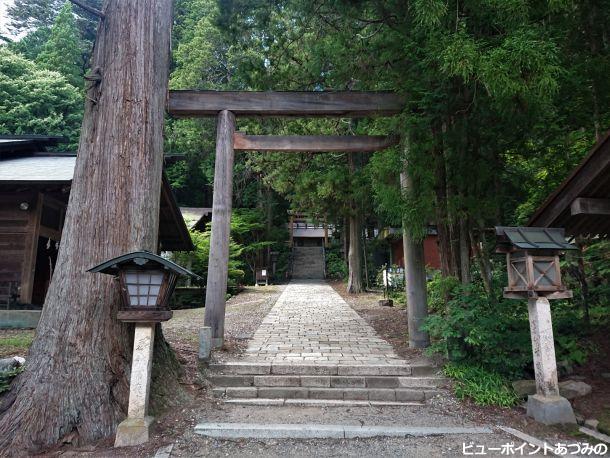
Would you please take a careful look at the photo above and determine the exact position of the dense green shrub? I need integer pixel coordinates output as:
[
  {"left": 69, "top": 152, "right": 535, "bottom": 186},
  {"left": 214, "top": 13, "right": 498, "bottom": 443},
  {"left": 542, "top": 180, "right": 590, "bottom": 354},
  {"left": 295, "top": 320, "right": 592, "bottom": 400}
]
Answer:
[
  {"left": 423, "top": 270, "right": 589, "bottom": 380},
  {"left": 0, "top": 366, "right": 24, "bottom": 394},
  {"left": 443, "top": 363, "right": 520, "bottom": 407},
  {"left": 325, "top": 248, "right": 348, "bottom": 280}
]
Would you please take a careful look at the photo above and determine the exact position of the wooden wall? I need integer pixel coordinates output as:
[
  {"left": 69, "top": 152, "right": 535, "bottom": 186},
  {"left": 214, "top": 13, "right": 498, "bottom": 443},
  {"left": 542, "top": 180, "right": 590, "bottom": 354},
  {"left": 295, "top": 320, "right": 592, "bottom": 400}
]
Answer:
[
  {"left": 391, "top": 235, "right": 441, "bottom": 270},
  {"left": 0, "top": 189, "right": 67, "bottom": 307}
]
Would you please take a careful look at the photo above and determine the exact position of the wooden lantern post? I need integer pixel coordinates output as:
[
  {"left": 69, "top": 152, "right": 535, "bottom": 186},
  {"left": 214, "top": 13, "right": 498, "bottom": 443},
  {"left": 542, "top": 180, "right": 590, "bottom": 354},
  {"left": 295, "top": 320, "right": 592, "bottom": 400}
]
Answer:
[
  {"left": 89, "top": 252, "right": 198, "bottom": 446},
  {"left": 495, "top": 227, "right": 577, "bottom": 425}
]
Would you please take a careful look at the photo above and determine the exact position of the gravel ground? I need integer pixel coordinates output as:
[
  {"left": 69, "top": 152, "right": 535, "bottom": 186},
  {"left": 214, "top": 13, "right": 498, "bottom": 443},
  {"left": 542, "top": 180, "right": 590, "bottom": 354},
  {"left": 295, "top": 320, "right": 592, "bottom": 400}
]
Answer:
[{"left": 163, "top": 285, "right": 285, "bottom": 362}]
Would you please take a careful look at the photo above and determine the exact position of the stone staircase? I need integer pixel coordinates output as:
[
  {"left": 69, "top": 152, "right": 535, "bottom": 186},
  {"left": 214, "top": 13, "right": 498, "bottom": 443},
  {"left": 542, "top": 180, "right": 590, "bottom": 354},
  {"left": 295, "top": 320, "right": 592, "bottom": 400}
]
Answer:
[
  {"left": 291, "top": 246, "right": 325, "bottom": 279},
  {"left": 209, "top": 361, "right": 446, "bottom": 406}
]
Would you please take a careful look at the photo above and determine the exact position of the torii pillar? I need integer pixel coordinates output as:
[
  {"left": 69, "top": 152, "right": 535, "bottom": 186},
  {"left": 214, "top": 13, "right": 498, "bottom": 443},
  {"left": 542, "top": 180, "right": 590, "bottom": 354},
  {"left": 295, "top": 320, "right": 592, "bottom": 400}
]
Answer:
[{"left": 203, "top": 110, "right": 236, "bottom": 350}]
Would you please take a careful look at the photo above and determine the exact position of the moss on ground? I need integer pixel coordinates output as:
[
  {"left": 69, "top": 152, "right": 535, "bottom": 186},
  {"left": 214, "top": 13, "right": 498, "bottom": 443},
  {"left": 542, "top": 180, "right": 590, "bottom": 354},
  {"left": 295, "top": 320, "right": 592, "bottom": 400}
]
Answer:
[{"left": 0, "top": 331, "right": 35, "bottom": 358}]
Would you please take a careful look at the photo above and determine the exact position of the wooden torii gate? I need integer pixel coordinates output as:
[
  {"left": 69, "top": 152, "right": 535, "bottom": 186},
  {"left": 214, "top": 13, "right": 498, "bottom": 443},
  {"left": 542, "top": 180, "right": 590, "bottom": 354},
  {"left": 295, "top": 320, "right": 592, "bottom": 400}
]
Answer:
[{"left": 168, "top": 90, "right": 405, "bottom": 349}]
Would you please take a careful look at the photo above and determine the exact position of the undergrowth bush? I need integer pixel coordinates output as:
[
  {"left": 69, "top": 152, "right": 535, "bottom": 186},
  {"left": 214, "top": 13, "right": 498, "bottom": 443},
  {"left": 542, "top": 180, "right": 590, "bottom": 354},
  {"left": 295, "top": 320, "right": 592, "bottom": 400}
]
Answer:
[
  {"left": 326, "top": 249, "right": 348, "bottom": 280},
  {"left": 0, "top": 366, "right": 24, "bottom": 394},
  {"left": 423, "top": 270, "right": 589, "bottom": 381},
  {"left": 444, "top": 363, "right": 520, "bottom": 407}
]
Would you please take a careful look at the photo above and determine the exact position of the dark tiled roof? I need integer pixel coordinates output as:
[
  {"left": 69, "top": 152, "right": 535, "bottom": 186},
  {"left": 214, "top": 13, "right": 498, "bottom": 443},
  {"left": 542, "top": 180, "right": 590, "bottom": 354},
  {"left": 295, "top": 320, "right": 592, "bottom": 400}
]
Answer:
[{"left": 495, "top": 226, "right": 576, "bottom": 251}]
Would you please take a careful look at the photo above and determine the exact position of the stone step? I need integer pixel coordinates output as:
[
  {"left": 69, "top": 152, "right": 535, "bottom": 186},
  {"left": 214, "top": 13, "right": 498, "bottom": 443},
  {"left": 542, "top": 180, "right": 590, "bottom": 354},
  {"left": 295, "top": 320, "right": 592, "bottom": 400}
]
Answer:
[
  {"left": 194, "top": 422, "right": 493, "bottom": 439},
  {"left": 212, "top": 386, "right": 441, "bottom": 402},
  {"left": 209, "top": 362, "right": 440, "bottom": 377},
  {"left": 210, "top": 374, "right": 445, "bottom": 389},
  {"left": 223, "top": 398, "right": 425, "bottom": 407}
]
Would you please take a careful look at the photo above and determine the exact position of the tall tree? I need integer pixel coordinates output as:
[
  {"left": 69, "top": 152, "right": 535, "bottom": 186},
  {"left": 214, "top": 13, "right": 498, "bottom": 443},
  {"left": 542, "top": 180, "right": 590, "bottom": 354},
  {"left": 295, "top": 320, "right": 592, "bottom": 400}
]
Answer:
[
  {"left": 36, "top": 1, "right": 82, "bottom": 88},
  {"left": 7, "top": 0, "right": 64, "bottom": 33},
  {"left": 9, "top": 0, "right": 103, "bottom": 71},
  {"left": 0, "top": 47, "right": 82, "bottom": 147},
  {"left": 0, "top": 0, "right": 176, "bottom": 452}
]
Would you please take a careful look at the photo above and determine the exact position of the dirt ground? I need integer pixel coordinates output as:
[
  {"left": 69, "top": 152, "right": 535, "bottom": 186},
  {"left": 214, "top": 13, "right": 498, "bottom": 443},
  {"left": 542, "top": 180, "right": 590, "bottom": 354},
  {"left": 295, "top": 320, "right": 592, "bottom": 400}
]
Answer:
[{"left": 1, "top": 282, "right": 607, "bottom": 456}]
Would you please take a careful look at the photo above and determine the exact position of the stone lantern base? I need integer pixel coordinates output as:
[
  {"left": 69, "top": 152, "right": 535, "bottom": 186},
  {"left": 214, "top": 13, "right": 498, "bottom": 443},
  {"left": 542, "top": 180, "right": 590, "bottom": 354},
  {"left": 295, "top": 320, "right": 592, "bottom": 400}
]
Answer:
[
  {"left": 114, "top": 416, "right": 154, "bottom": 447},
  {"left": 526, "top": 395, "right": 576, "bottom": 425}
]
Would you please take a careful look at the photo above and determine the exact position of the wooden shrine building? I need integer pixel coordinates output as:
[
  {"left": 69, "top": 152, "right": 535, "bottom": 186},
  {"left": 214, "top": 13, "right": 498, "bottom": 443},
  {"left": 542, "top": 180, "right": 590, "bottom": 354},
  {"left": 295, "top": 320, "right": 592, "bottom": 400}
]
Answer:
[
  {"left": 0, "top": 135, "right": 193, "bottom": 315},
  {"left": 529, "top": 131, "right": 610, "bottom": 237}
]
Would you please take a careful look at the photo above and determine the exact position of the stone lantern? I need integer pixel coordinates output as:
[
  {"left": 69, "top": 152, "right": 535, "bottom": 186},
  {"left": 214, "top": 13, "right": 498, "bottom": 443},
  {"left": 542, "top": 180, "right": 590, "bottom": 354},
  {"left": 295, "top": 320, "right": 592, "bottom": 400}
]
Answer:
[
  {"left": 88, "top": 251, "right": 196, "bottom": 323},
  {"left": 495, "top": 227, "right": 577, "bottom": 425},
  {"left": 89, "top": 251, "right": 198, "bottom": 447},
  {"left": 495, "top": 227, "right": 575, "bottom": 300}
]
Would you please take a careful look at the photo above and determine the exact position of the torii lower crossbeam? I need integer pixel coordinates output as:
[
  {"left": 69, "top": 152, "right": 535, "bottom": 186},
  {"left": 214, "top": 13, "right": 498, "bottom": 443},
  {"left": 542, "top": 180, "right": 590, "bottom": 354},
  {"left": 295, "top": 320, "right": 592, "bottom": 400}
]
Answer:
[{"left": 234, "top": 133, "right": 399, "bottom": 152}]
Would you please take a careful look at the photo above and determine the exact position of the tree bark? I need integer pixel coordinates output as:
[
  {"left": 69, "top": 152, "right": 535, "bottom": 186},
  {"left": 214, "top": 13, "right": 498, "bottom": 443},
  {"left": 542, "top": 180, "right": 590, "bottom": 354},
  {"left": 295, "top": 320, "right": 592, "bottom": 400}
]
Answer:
[
  {"left": 0, "top": 0, "right": 174, "bottom": 452},
  {"left": 347, "top": 214, "right": 363, "bottom": 293},
  {"left": 342, "top": 217, "right": 349, "bottom": 264},
  {"left": 459, "top": 217, "right": 471, "bottom": 284},
  {"left": 575, "top": 237, "right": 591, "bottom": 327},
  {"left": 347, "top": 153, "right": 362, "bottom": 293},
  {"left": 431, "top": 124, "right": 452, "bottom": 277},
  {"left": 470, "top": 228, "right": 493, "bottom": 295}
]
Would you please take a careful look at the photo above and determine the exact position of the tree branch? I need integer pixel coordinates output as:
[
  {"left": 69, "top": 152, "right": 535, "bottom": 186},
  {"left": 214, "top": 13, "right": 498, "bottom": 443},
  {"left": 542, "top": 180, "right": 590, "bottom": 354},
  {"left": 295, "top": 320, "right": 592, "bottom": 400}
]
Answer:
[{"left": 68, "top": 0, "right": 105, "bottom": 19}]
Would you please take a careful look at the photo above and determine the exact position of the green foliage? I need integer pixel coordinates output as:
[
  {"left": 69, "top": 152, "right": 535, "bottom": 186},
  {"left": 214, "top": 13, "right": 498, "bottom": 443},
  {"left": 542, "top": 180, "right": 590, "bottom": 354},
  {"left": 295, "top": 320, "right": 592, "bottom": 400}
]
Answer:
[
  {"left": 423, "top": 269, "right": 590, "bottom": 380},
  {"left": 426, "top": 273, "right": 460, "bottom": 313},
  {"left": 423, "top": 279, "right": 533, "bottom": 378},
  {"left": 443, "top": 363, "right": 520, "bottom": 407},
  {"left": 171, "top": 208, "right": 287, "bottom": 290},
  {"left": 0, "top": 365, "right": 24, "bottom": 394},
  {"left": 231, "top": 208, "right": 275, "bottom": 283},
  {"left": 564, "top": 239, "right": 610, "bottom": 320},
  {"left": 325, "top": 249, "right": 348, "bottom": 280},
  {"left": 36, "top": 2, "right": 82, "bottom": 88},
  {"left": 0, "top": 46, "right": 82, "bottom": 147},
  {"left": 7, "top": 0, "right": 64, "bottom": 32},
  {"left": 9, "top": 26, "right": 51, "bottom": 60},
  {"left": 8, "top": 0, "right": 100, "bottom": 72},
  {"left": 171, "top": 227, "right": 244, "bottom": 292},
  {"left": 388, "top": 290, "right": 406, "bottom": 307}
]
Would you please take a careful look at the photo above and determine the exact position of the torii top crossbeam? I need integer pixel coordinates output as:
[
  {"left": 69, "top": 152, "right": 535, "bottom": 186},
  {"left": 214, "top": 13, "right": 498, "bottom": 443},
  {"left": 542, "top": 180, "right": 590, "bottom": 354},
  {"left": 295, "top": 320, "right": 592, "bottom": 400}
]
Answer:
[{"left": 168, "top": 90, "right": 405, "bottom": 118}]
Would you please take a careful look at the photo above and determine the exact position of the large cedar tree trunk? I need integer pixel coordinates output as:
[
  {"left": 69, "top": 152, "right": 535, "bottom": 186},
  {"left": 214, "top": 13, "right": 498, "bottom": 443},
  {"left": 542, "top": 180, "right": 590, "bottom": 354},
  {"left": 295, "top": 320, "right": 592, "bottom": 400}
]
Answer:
[{"left": 0, "top": 0, "right": 174, "bottom": 452}]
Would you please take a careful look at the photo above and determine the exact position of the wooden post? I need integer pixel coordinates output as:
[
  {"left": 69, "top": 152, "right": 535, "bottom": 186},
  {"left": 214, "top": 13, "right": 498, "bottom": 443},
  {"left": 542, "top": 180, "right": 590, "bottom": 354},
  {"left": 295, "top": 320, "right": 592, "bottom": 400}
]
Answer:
[
  {"left": 203, "top": 110, "right": 236, "bottom": 349},
  {"left": 20, "top": 193, "right": 42, "bottom": 304},
  {"left": 400, "top": 168, "right": 430, "bottom": 349},
  {"left": 324, "top": 215, "right": 329, "bottom": 248},
  {"left": 289, "top": 215, "right": 294, "bottom": 247}
]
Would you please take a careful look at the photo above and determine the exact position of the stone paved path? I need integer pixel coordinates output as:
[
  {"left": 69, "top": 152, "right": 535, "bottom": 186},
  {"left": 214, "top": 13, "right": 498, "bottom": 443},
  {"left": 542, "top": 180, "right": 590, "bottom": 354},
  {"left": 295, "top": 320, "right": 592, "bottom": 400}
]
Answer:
[{"left": 245, "top": 280, "right": 406, "bottom": 365}]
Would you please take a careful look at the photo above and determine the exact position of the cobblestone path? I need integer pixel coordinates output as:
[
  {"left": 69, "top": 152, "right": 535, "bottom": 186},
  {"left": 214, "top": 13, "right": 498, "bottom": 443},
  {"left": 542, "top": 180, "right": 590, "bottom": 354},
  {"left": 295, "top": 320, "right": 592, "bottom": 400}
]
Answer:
[{"left": 245, "top": 280, "right": 406, "bottom": 365}]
